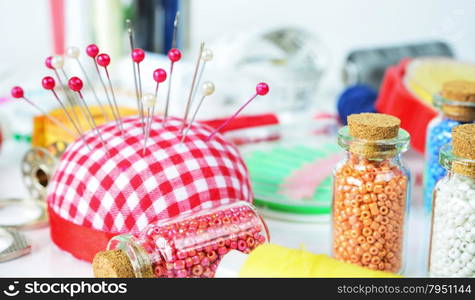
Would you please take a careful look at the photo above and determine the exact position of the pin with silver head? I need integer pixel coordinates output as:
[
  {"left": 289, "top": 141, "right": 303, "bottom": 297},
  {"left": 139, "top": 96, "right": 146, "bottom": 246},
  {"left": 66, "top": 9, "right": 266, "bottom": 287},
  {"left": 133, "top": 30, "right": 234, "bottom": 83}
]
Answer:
[
  {"left": 181, "top": 42, "right": 205, "bottom": 132},
  {"left": 41, "top": 76, "right": 91, "bottom": 150},
  {"left": 68, "top": 77, "right": 109, "bottom": 154},
  {"left": 181, "top": 81, "right": 215, "bottom": 143},
  {"left": 10, "top": 86, "right": 78, "bottom": 139},
  {"left": 66, "top": 46, "right": 109, "bottom": 122}
]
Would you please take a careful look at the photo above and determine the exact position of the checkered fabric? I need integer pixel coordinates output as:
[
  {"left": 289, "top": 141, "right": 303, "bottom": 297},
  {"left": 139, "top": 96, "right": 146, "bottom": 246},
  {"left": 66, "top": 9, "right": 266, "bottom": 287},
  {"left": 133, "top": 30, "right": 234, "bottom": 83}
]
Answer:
[{"left": 47, "top": 116, "right": 252, "bottom": 236}]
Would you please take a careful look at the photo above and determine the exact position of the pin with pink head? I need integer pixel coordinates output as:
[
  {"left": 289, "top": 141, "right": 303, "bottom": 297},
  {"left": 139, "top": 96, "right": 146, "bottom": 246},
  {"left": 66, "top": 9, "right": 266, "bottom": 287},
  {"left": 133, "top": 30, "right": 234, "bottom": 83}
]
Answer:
[
  {"left": 153, "top": 68, "right": 167, "bottom": 96},
  {"left": 96, "top": 53, "right": 124, "bottom": 134},
  {"left": 206, "top": 82, "right": 269, "bottom": 142},
  {"left": 131, "top": 48, "right": 146, "bottom": 129}
]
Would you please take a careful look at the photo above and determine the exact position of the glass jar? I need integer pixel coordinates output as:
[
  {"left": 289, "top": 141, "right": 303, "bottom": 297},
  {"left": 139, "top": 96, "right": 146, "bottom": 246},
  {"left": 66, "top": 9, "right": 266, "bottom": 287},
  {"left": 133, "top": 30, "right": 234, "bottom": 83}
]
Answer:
[
  {"left": 332, "top": 126, "right": 410, "bottom": 273},
  {"left": 423, "top": 94, "right": 475, "bottom": 214},
  {"left": 429, "top": 144, "right": 475, "bottom": 277},
  {"left": 106, "top": 201, "right": 269, "bottom": 278}
]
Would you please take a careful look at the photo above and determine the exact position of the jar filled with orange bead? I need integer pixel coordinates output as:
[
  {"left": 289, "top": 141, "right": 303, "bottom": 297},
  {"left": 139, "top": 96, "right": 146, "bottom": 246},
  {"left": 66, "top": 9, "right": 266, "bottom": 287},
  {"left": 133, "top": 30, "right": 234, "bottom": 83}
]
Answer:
[{"left": 332, "top": 113, "right": 410, "bottom": 274}]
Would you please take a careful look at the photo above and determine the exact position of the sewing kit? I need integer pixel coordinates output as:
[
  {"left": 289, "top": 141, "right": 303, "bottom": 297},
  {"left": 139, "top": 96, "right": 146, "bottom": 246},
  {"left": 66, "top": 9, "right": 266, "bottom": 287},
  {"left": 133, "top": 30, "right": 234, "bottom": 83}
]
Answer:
[{"left": 11, "top": 14, "right": 269, "bottom": 267}]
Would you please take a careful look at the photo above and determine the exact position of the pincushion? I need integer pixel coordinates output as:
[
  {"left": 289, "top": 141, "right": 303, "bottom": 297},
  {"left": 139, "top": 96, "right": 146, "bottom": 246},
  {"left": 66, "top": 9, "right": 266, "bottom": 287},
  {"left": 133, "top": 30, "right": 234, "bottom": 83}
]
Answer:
[{"left": 47, "top": 115, "right": 252, "bottom": 262}]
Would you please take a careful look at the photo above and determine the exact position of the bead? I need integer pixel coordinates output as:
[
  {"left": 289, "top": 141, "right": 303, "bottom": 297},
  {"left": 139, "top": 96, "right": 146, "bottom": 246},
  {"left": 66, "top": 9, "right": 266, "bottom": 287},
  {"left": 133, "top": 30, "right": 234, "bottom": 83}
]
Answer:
[
  {"left": 201, "top": 48, "right": 213, "bottom": 62},
  {"left": 142, "top": 93, "right": 156, "bottom": 108},
  {"left": 153, "top": 68, "right": 167, "bottom": 83},
  {"left": 202, "top": 81, "right": 215, "bottom": 96},
  {"left": 132, "top": 48, "right": 145, "bottom": 63},
  {"left": 256, "top": 82, "right": 269, "bottom": 96},
  {"left": 66, "top": 46, "right": 80, "bottom": 58},
  {"left": 86, "top": 44, "right": 99, "bottom": 58},
  {"left": 11, "top": 86, "right": 24, "bottom": 98},
  {"left": 96, "top": 53, "right": 111, "bottom": 67},
  {"left": 68, "top": 76, "right": 83, "bottom": 92},
  {"left": 45, "top": 56, "right": 54, "bottom": 69},
  {"left": 168, "top": 48, "right": 182, "bottom": 62},
  {"left": 41, "top": 76, "right": 55, "bottom": 90},
  {"left": 51, "top": 55, "right": 64, "bottom": 69}
]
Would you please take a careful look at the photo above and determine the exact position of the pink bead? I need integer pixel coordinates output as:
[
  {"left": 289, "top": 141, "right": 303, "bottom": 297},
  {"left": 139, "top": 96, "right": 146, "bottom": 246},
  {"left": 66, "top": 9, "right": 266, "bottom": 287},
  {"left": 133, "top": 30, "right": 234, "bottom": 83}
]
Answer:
[
  {"left": 86, "top": 44, "right": 99, "bottom": 58},
  {"left": 11, "top": 86, "right": 24, "bottom": 98},
  {"left": 168, "top": 48, "right": 182, "bottom": 62},
  {"left": 217, "top": 247, "right": 228, "bottom": 255},
  {"left": 68, "top": 76, "right": 83, "bottom": 92},
  {"left": 175, "top": 269, "right": 188, "bottom": 278},
  {"left": 41, "top": 76, "right": 55, "bottom": 90},
  {"left": 153, "top": 68, "right": 167, "bottom": 83},
  {"left": 177, "top": 251, "right": 187, "bottom": 260},
  {"left": 230, "top": 241, "right": 237, "bottom": 249},
  {"left": 154, "top": 265, "right": 166, "bottom": 277},
  {"left": 96, "top": 53, "right": 111, "bottom": 67},
  {"left": 201, "top": 257, "right": 210, "bottom": 267},
  {"left": 237, "top": 240, "right": 247, "bottom": 251},
  {"left": 45, "top": 56, "right": 54, "bottom": 69},
  {"left": 185, "top": 257, "right": 194, "bottom": 268},
  {"left": 131, "top": 48, "right": 145, "bottom": 63},
  {"left": 174, "top": 259, "right": 185, "bottom": 270},
  {"left": 191, "top": 255, "right": 200, "bottom": 265},
  {"left": 256, "top": 82, "right": 269, "bottom": 96}
]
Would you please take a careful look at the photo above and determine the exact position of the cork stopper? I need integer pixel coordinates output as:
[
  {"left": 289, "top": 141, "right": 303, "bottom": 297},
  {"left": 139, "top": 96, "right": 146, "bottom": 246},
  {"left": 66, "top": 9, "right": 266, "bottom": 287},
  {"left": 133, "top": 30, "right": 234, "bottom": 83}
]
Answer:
[
  {"left": 451, "top": 124, "right": 475, "bottom": 178},
  {"left": 347, "top": 113, "right": 401, "bottom": 158},
  {"left": 92, "top": 250, "right": 136, "bottom": 278},
  {"left": 440, "top": 80, "right": 475, "bottom": 122}
]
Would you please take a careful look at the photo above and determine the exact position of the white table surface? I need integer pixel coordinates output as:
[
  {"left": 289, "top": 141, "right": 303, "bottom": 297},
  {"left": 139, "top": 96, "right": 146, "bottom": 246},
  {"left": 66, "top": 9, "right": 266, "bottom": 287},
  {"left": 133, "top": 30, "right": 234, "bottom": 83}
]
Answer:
[{"left": 0, "top": 137, "right": 429, "bottom": 277}]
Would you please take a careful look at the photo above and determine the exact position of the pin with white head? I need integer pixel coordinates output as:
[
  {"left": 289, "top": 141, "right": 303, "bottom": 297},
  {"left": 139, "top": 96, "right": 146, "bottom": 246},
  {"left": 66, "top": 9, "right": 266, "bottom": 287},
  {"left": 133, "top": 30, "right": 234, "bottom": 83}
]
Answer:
[
  {"left": 181, "top": 81, "right": 215, "bottom": 143},
  {"left": 10, "top": 86, "right": 77, "bottom": 139},
  {"left": 181, "top": 42, "right": 205, "bottom": 132},
  {"left": 41, "top": 76, "right": 91, "bottom": 150},
  {"left": 141, "top": 93, "right": 157, "bottom": 155},
  {"left": 163, "top": 12, "right": 182, "bottom": 125},
  {"left": 66, "top": 46, "right": 109, "bottom": 122},
  {"left": 125, "top": 19, "right": 144, "bottom": 132},
  {"left": 206, "top": 82, "right": 269, "bottom": 142},
  {"left": 86, "top": 44, "right": 123, "bottom": 136},
  {"left": 68, "top": 77, "right": 109, "bottom": 153},
  {"left": 190, "top": 48, "right": 213, "bottom": 108}
]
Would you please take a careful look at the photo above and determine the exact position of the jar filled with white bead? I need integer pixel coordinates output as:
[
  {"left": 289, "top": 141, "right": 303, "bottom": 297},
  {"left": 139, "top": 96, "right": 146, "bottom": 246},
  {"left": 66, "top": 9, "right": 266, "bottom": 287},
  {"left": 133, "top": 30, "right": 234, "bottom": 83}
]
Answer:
[{"left": 429, "top": 124, "right": 475, "bottom": 277}]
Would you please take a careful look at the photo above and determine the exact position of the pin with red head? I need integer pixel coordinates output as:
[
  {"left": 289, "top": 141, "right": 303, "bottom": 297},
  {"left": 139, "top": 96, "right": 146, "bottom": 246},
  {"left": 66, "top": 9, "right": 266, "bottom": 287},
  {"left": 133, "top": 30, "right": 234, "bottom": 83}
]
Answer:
[
  {"left": 11, "top": 86, "right": 77, "bottom": 139},
  {"left": 131, "top": 48, "right": 146, "bottom": 130},
  {"left": 206, "top": 82, "right": 269, "bottom": 142}
]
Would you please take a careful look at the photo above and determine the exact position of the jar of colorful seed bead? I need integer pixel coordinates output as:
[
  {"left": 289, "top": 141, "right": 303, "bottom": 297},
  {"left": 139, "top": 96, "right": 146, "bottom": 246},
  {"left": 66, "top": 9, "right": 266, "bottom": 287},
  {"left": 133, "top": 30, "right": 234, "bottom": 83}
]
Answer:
[
  {"left": 429, "top": 124, "right": 475, "bottom": 277},
  {"left": 92, "top": 201, "right": 269, "bottom": 278},
  {"left": 332, "top": 113, "right": 410, "bottom": 273},
  {"left": 423, "top": 80, "right": 475, "bottom": 214}
]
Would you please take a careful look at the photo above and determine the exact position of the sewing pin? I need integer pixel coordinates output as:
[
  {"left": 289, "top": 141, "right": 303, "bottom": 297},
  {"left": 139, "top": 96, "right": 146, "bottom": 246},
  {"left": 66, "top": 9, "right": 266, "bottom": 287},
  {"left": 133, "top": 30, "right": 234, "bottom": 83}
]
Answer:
[
  {"left": 181, "top": 42, "right": 205, "bottom": 132},
  {"left": 66, "top": 46, "right": 109, "bottom": 122},
  {"left": 41, "top": 76, "right": 91, "bottom": 150},
  {"left": 141, "top": 94, "right": 157, "bottom": 155},
  {"left": 163, "top": 12, "right": 182, "bottom": 125},
  {"left": 181, "top": 81, "right": 215, "bottom": 143},
  {"left": 68, "top": 77, "right": 109, "bottom": 153},
  {"left": 206, "top": 82, "right": 269, "bottom": 142},
  {"left": 86, "top": 44, "right": 122, "bottom": 135},
  {"left": 10, "top": 86, "right": 77, "bottom": 139},
  {"left": 190, "top": 48, "right": 213, "bottom": 108}
]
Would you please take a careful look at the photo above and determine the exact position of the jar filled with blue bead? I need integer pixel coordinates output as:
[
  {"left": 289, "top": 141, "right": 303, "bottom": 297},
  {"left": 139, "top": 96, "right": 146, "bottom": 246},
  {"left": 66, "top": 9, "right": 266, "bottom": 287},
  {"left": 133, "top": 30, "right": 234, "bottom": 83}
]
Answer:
[{"left": 423, "top": 80, "right": 475, "bottom": 214}]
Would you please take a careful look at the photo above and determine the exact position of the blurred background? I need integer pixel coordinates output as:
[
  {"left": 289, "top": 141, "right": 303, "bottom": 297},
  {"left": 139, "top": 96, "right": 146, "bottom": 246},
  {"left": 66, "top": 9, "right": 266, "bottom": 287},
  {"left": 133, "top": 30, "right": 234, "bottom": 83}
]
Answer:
[{"left": 1, "top": 0, "right": 475, "bottom": 276}]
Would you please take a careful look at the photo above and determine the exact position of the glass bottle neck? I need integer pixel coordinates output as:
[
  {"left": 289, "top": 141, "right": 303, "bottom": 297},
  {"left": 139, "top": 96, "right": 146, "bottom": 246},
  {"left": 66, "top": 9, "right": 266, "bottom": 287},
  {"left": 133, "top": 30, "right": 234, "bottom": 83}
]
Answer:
[{"left": 107, "top": 234, "right": 154, "bottom": 278}]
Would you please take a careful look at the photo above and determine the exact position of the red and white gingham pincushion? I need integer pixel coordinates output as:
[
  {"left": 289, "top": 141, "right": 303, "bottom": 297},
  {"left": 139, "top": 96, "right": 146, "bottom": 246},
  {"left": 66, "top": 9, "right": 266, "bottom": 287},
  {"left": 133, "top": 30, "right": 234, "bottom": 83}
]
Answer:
[{"left": 47, "top": 115, "right": 252, "bottom": 261}]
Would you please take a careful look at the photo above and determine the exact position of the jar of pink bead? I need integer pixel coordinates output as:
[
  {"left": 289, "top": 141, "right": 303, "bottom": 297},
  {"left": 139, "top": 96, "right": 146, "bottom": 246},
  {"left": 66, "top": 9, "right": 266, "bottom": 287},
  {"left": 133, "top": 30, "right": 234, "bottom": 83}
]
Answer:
[{"left": 93, "top": 201, "right": 269, "bottom": 278}]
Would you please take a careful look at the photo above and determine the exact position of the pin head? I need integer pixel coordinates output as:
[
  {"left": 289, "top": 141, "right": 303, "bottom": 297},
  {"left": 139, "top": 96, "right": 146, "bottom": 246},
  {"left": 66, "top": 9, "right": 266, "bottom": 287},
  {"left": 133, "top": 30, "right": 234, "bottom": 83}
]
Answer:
[
  {"left": 153, "top": 68, "right": 167, "bottom": 83},
  {"left": 51, "top": 56, "right": 64, "bottom": 69},
  {"left": 202, "top": 81, "right": 215, "bottom": 96},
  {"left": 45, "top": 56, "right": 54, "bottom": 69},
  {"left": 11, "top": 86, "right": 24, "bottom": 99},
  {"left": 168, "top": 48, "right": 182, "bottom": 62},
  {"left": 68, "top": 77, "right": 83, "bottom": 92},
  {"left": 86, "top": 44, "right": 99, "bottom": 58},
  {"left": 142, "top": 93, "right": 157, "bottom": 108},
  {"left": 96, "top": 54, "right": 111, "bottom": 67},
  {"left": 201, "top": 49, "right": 213, "bottom": 62},
  {"left": 256, "top": 82, "right": 269, "bottom": 96},
  {"left": 66, "top": 46, "right": 80, "bottom": 59},
  {"left": 132, "top": 48, "right": 145, "bottom": 63},
  {"left": 42, "top": 76, "right": 55, "bottom": 90}
]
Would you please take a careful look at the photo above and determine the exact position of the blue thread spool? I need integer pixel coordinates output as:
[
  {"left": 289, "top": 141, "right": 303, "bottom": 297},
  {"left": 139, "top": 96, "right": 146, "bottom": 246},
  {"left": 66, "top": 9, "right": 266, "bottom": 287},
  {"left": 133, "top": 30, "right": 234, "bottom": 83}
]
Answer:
[{"left": 423, "top": 91, "right": 475, "bottom": 214}]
